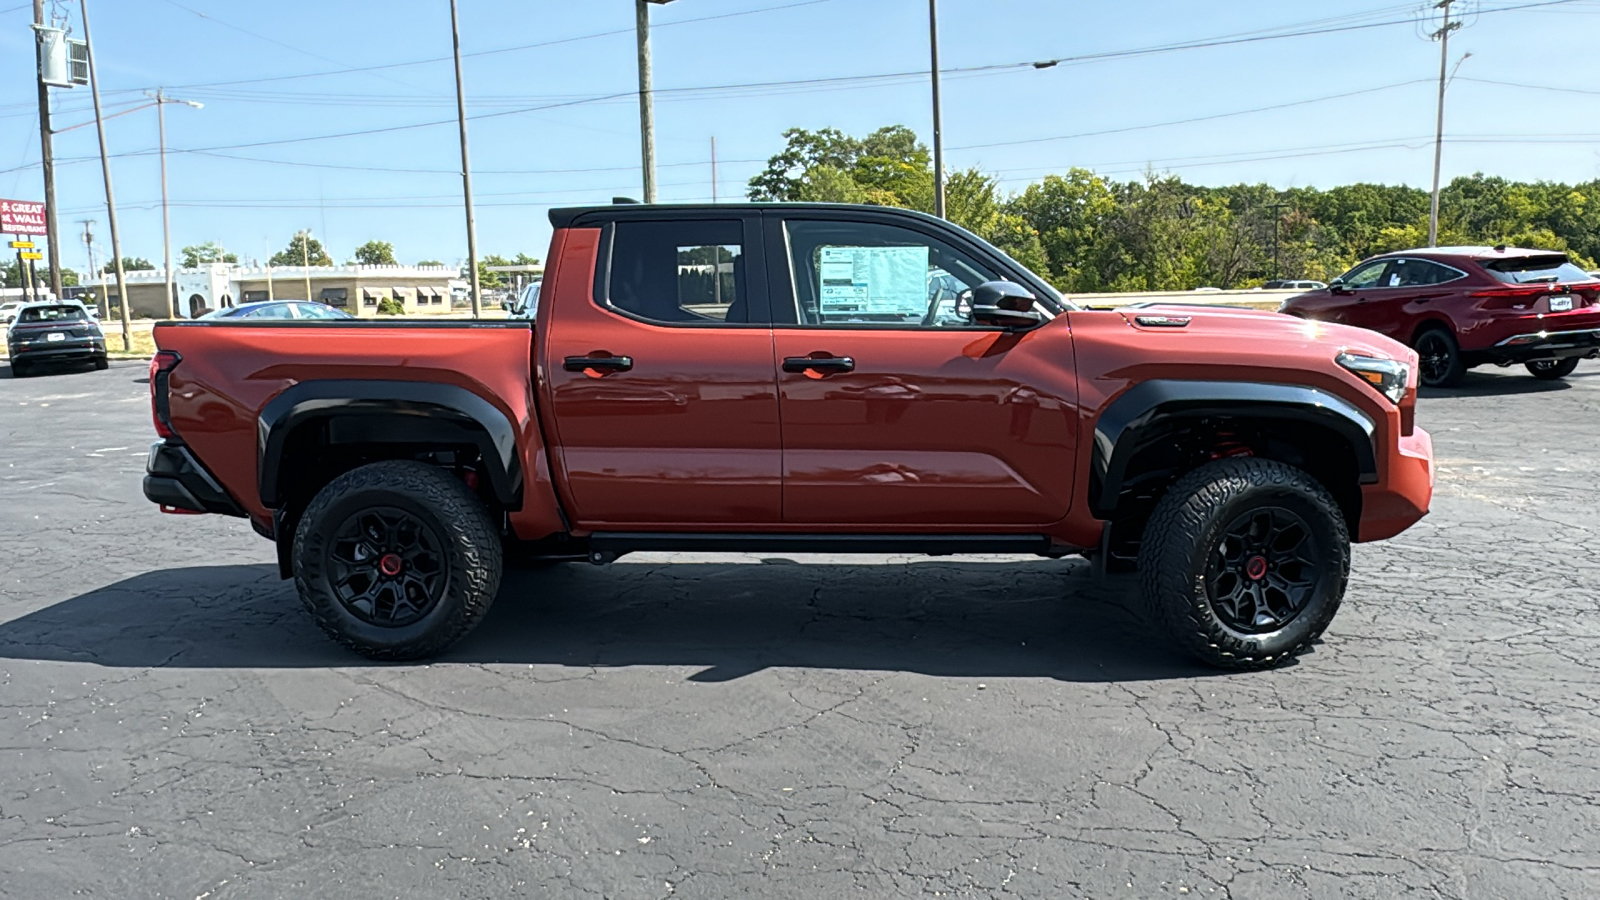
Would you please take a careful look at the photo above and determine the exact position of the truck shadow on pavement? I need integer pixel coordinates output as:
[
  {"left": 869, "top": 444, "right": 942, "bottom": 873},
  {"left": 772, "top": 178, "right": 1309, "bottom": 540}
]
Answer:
[
  {"left": 0, "top": 558, "right": 1234, "bottom": 682},
  {"left": 1419, "top": 369, "right": 1575, "bottom": 398}
]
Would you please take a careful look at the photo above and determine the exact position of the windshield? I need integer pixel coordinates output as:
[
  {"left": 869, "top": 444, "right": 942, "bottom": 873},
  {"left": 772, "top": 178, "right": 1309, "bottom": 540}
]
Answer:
[
  {"left": 1483, "top": 255, "right": 1596, "bottom": 285},
  {"left": 18, "top": 305, "right": 86, "bottom": 323}
]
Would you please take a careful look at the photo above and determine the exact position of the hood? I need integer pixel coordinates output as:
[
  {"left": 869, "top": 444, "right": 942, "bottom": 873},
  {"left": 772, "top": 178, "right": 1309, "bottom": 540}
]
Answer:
[{"left": 1119, "top": 304, "right": 1410, "bottom": 360}]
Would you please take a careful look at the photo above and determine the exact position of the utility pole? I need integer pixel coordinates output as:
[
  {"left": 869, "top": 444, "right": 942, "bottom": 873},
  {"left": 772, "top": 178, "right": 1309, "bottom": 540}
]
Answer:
[
  {"left": 448, "top": 0, "right": 481, "bottom": 317},
  {"left": 1267, "top": 202, "right": 1289, "bottom": 279},
  {"left": 1428, "top": 0, "right": 1461, "bottom": 248},
  {"left": 32, "top": 0, "right": 63, "bottom": 297},
  {"left": 928, "top": 0, "right": 946, "bottom": 219},
  {"left": 710, "top": 136, "right": 720, "bottom": 307},
  {"left": 635, "top": 0, "right": 673, "bottom": 203},
  {"left": 710, "top": 136, "right": 717, "bottom": 203},
  {"left": 301, "top": 230, "right": 311, "bottom": 303},
  {"left": 265, "top": 238, "right": 273, "bottom": 301},
  {"left": 80, "top": 0, "right": 129, "bottom": 350},
  {"left": 79, "top": 218, "right": 100, "bottom": 315}
]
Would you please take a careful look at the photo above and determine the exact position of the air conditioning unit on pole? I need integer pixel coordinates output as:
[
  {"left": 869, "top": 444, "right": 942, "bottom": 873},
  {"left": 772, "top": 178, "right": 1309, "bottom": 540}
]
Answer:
[{"left": 35, "top": 25, "right": 88, "bottom": 88}]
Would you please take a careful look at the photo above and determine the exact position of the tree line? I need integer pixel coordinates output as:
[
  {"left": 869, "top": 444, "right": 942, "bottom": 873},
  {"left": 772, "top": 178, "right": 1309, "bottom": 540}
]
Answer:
[{"left": 748, "top": 125, "right": 1600, "bottom": 292}]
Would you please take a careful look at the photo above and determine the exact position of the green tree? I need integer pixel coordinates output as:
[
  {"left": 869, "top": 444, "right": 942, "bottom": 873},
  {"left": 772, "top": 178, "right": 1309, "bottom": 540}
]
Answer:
[
  {"left": 353, "top": 240, "right": 397, "bottom": 265},
  {"left": 120, "top": 256, "right": 156, "bottom": 271},
  {"left": 269, "top": 231, "right": 333, "bottom": 267},
  {"left": 416, "top": 259, "right": 444, "bottom": 266},
  {"left": 180, "top": 241, "right": 238, "bottom": 268}
]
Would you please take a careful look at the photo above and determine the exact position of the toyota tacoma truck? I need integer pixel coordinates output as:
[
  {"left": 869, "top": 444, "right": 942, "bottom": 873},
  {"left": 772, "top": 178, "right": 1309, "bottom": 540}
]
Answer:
[{"left": 142, "top": 203, "right": 1434, "bottom": 669}]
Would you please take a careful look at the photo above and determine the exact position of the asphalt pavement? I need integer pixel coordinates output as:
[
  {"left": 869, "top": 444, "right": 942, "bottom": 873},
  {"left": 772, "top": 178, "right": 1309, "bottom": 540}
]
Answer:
[{"left": 1, "top": 358, "right": 1596, "bottom": 899}]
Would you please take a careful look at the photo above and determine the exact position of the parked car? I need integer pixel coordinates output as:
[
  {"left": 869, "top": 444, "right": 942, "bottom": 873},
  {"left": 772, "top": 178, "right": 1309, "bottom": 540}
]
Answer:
[
  {"left": 1279, "top": 247, "right": 1600, "bottom": 386},
  {"left": 1263, "top": 279, "right": 1327, "bottom": 291},
  {"left": 143, "top": 202, "right": 1433, "bottom": 670},
  {"left": 507, "top": 280, "right": 541, "bottom": 319},
  {"left": 199, "top": 301, "right": 353, "bottom": 320},
  {"left": 6, "top": 301, "right": 106, "bottom": 376},
  {"left": 0, "top": 301, "right": 22, "bottom": 324}
]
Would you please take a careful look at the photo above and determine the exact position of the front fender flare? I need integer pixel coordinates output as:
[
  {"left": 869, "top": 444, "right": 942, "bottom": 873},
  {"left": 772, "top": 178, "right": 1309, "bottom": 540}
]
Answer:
[{"left": 1090, "top": 380, "right": 1378, "bottom": 518}]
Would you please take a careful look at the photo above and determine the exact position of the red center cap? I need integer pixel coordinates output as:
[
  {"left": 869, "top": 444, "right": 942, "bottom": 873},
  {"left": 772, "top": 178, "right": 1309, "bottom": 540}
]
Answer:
[
  {"left": 379, "top": 553, "right": 404, "bottom": 577},
  {"left": 1245, "top": 556, "right": 1268, "bottom": 581}
]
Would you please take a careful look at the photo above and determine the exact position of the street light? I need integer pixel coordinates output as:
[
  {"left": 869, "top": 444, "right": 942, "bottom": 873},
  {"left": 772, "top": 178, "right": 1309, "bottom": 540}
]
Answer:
[
  {"left": 636, "top": 0, "right": 675, "bottom": 204},
  {"left": 148, "top": 91, "right": 202, "bottom": 318}
]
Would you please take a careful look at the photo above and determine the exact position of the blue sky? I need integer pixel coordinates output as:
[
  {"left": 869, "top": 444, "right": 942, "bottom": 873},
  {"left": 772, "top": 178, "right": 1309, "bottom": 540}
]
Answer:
[{"left": 1, "top": 0, "right": 1597, "bottom": 272}]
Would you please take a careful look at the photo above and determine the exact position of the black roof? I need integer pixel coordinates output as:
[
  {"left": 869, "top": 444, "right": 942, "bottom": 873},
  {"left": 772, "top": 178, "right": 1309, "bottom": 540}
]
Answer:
[{"left": 548, "top": 202, "right": 954, "bottom": 231}]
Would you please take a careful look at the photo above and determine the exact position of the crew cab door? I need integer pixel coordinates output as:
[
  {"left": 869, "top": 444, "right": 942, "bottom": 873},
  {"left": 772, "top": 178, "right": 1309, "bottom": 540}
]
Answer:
[
  {"left": 539, "top": 213, "right": 781, "bottom": 528},
  {"left": 765, "top": 210, "right": 1078, "bottom": 527}
]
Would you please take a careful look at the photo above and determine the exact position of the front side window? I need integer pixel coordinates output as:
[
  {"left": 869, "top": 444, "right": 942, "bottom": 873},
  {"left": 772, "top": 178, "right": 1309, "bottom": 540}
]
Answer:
[
  {"left": 1339, "top": 260, "right": 1391, "bottom": 289},
  {"left": 783, "top": 220, "right": 1001, "bottom": 327},
  {"left": 606, "top": 220, "right": 746, "bottom": 325}
]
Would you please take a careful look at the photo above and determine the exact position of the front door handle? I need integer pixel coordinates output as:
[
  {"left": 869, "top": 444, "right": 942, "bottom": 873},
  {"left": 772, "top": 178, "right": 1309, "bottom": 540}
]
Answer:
[
  {"left": 783, "top": 355, "right": 855, "bottom": 374},
  {"left": 564, "top": 354, "right": 633, "bottom": 373}
]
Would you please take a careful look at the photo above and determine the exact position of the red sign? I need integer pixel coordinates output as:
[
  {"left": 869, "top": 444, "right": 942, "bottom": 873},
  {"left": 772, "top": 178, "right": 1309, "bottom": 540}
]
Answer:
[{"left": 0, "top": 199, "right": 48, "bottom": 236}]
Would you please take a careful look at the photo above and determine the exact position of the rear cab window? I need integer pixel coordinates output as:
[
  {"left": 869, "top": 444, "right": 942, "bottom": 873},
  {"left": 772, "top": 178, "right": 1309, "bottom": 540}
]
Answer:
[
  {"left": 1482, "top": 255, "right": 1596, "bottom": 285},
  {"left": 603, "top": 219, "right": 750, "bottom": 325}
]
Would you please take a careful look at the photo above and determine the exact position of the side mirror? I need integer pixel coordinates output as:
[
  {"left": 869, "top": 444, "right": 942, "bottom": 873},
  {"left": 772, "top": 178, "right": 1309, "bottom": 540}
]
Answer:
[{"left": 969, "top": 280, "right": 1042, "bottom": 329}]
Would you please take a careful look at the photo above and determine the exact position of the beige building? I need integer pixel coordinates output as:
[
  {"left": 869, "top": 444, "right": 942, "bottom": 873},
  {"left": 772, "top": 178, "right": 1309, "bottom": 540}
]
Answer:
[{"left": 85, "top": 263, "right": 462, "bottom": 319}]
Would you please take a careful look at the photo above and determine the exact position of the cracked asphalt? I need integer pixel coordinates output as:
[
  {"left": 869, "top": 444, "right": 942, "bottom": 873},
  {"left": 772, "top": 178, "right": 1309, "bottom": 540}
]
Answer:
[{"left": 1, "top": 359, "right": 1596, "bottom": 899}]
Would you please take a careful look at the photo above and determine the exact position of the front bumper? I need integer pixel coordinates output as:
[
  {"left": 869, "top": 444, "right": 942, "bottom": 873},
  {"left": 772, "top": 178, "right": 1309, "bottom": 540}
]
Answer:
[
  {"left": 1358, "top": 427, "right": 1434, "bottom": 542},
  {"left": 143, "top": 440, "right": 247, "bottom": 517}
]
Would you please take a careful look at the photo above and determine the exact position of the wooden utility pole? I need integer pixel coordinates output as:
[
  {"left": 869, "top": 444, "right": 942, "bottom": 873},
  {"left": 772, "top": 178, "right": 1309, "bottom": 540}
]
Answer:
[
  {"left": 155, "top": 90, "right": 176, "bottom": 317},
  {"left": 301, "top": 231, "right": 311, "bottom": 303},
  {"left": 80, "top": 0, "right": 130, "bottom": 350},
  {"left": 448, "top": 0, "right": 481, "bottom": 317},
  {"left": 635, "top": 0, "right": 659, "bottom": 203},
  {"left": 32, "top": 0, "right": 62, "bottom": 298},
  {"left": 1428, "top": 0, "right": 1460, "bottom": 247}
]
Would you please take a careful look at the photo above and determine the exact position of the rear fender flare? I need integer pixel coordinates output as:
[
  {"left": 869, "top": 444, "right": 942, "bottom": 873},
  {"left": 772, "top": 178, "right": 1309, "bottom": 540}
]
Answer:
[
  {"left": 1090, "top": 380, "right": 1378, "bottom": 518},
  {"left": 257, "top": 380, "right": 523, "bottom": 510}
]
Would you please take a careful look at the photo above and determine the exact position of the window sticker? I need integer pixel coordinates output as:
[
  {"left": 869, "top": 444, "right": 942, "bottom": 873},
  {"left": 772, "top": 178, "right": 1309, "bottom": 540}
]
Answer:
[{"left": 818, "top": 245, "right": 929, "bottom": 318}]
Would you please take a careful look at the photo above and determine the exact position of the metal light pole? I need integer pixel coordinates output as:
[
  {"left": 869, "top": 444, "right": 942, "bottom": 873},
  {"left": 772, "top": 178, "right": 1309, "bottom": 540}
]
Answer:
[
  {"left": 150, "top": 90, "right": 202, "bottom": 319},
  {"left": 79, "top": 0, "right": 130, "bottom": 351},
  {"left": 449, "top": 0, "right": 481, "bottom": 317},
  {"left": 1427, "top": 0, "right": 1461, "bottom": 247},
  {"left": 636, "top": 0, "right": 674, "bottom": 204},
  {"left": 928, "top": 0, "right": 945, "bottom": 219}
]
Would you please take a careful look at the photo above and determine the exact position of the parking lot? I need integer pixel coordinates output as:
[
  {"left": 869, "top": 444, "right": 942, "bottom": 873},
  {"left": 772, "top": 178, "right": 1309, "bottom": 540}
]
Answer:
[{"left": 1, "top": 359, "right": 1596, "bottom": 899}]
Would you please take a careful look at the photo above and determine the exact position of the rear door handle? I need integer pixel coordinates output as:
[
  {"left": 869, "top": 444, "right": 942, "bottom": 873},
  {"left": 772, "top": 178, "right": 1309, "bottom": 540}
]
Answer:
[
  {"left": 564, "top": 354, "right": 633, "bottom": 372},
  {"left": 783, "top": 355, "right": 855, "bottom": 374}
]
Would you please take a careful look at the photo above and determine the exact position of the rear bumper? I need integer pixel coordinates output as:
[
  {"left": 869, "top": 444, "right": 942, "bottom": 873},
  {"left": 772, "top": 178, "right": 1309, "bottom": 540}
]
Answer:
[
  {"left": 1482, "top": 326, "right": 1600, "bottom": 362},
  {"left": 143, "top": 440, "right": 247, "bottom": 517},
  {"left": 8, "top": 338, "right": 106, "bottom": 363},
  {"left": 1358, "top": 427, "right": 1434, "bottom": 542}
]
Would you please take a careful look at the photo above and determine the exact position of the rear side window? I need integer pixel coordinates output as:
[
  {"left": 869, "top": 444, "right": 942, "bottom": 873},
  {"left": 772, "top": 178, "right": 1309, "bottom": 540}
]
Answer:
[
  {"left": 606, "top": 220, "right": 746, "bottom": 325},
  {"left": 18, "top": 305, "right": 85, "bottom": 323},
  {"left": 1483, "top": 255, "right": 1596, "bottom": 285}
]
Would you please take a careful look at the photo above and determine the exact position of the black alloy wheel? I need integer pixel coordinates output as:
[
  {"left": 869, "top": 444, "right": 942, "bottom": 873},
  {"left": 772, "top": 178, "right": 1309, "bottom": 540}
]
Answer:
[
  {"left": 1206, "top": 507, "right": 1322, "bottom": 634},
  {"left": 327, "top": 507, "right": 450, "bottom": 627},
  {"left": 1414, "top": 328, "right": 1465, "bottom": 388}
]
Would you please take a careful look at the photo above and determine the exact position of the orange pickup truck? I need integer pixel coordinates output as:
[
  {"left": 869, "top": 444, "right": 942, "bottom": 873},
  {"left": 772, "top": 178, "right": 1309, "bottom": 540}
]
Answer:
[{"left": 143, "top": 203, "right": 1433, "bottom": 669}]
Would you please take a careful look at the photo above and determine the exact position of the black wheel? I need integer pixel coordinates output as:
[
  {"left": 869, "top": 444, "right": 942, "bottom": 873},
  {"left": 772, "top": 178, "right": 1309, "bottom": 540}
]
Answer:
[
  {"left": 293, "top": 460, "right": 502, "bottom": 660},
  {"left": 93, "top": 357, "right": 109, "bottom": 371},
  {"left": 1525, "top": 357, "right": 1579, "bottom": 380},
  {"left": 1414, "top": 327, "right": 1466, "bottom": 387},
  {"left": 1139, "top": 458, "right": 1350, "bottom": 670},
  {"left": 9, "top": 360, "right": 28, "bottom": 378}
]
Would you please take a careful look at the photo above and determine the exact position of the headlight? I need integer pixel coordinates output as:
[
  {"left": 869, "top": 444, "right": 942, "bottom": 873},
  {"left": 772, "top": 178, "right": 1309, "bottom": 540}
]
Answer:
[{"left": 1336, "top": 352, "right": 1409, "bottom": 404}]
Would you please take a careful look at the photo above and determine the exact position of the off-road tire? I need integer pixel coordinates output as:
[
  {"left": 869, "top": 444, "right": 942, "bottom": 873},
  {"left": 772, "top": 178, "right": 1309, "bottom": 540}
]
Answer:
[
  {"left": 1139, "top": 458, "right": 1350, "bottom": 670},
  {"left": 1525, "top": 357, "right": 1580, "bottom": 380},
  {"left": 293, "top": 460, "right": 502, "bottom": 661},
  {"left": 1414, "top": 326, "right": 1466, "bottom": 388}
]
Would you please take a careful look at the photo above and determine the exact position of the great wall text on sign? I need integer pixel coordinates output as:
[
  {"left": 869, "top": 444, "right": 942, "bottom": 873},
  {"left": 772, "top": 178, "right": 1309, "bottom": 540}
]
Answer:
[{"left": 0, "top": 199, "right": 48, "bottom": 236}]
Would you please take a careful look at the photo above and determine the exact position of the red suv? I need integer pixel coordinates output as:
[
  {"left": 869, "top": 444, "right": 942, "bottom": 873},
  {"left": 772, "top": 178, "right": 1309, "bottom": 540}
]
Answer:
[{"left": 1279, "top": 246, "right": 1600, "bottom": 387}]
